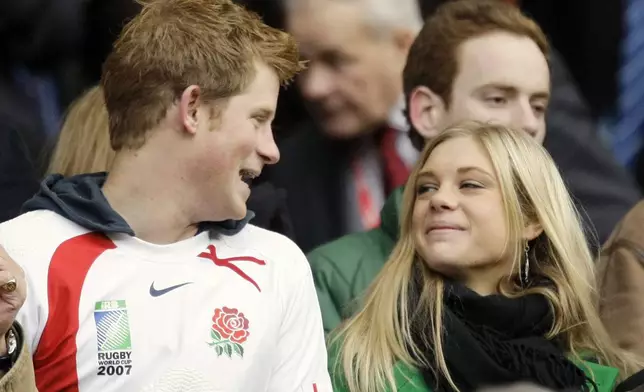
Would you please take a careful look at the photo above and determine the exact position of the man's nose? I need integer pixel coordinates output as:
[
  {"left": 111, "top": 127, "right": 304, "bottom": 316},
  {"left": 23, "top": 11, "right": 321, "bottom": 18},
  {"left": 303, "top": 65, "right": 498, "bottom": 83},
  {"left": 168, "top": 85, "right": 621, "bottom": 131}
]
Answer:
[
  {"left": 300, "top": 65, "right": 335, "bottom": 101},
  {"left": 512, "top": 101, "right": 540, "bottom": 139},
  {"left": 258, "top": 129, "right": 280, "bottom": 165}
]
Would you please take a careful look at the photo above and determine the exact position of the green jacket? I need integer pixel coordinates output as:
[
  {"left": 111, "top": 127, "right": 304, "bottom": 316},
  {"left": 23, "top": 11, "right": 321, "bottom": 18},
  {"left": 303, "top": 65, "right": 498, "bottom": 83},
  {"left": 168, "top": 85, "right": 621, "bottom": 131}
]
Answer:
[
  {"left": 329, "top": 342, "right": 620, "bottom": 392},
  {"left": 308, "top": 187, "right": 404, "bottom": 334}
]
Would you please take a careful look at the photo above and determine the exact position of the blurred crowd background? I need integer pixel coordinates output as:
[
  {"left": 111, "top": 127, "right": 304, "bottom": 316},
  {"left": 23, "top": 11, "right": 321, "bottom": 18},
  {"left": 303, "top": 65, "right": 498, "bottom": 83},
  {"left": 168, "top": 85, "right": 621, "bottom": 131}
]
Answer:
[{"left": 0, "top": 0, "right": 640, "bottom": 253}]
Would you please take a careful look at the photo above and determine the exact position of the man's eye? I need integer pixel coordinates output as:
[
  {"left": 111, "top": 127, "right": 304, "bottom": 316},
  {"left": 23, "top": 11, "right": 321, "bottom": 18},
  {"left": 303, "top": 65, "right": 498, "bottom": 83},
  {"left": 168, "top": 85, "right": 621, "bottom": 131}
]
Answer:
[{"left": 485, "top": 96, "right": 507, "bottom": 105}]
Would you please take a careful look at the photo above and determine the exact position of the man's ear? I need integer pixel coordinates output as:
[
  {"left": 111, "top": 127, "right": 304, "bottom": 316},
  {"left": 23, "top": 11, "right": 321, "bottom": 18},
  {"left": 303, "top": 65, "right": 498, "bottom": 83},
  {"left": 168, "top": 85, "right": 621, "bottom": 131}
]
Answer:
[
  {"left": 179, "top": 85, "right": 202, "bottom": 135},
  {"left": 408, "top": 86, "right": 447, "bottom": 141},
  {"left": 392, "top": 28, "right": 416, "bottom": 54}
]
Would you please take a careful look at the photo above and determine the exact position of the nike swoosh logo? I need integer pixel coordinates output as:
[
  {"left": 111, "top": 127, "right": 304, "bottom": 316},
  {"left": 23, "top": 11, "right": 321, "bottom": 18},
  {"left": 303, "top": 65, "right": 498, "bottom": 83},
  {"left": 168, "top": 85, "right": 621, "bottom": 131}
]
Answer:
[{"left": 149, "top": 282, "right": 193, "bottom": 297}]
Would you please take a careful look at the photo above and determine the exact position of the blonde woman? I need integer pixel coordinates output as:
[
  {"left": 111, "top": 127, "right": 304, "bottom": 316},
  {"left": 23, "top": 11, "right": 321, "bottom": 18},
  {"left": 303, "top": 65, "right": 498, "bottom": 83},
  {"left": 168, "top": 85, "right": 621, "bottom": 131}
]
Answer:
[
  {"left": 48, "top": 85, "right": 115, "bottom": 176},
  {"left": 48, "top": 85, "right": 114, "bottom": 176},
  {"left": 330, "top": 122, "right": 643, "bottom": 392}
]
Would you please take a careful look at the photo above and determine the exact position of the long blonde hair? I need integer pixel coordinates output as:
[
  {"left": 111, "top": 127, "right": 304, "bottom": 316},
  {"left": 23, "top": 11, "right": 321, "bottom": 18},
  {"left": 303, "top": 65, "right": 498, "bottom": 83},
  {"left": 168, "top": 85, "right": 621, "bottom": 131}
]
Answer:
[
  {"left": 48, "top": 86, "right": 115, "bottom": 176},
  {"left": 333, "top": 122, "right": 642, "bottom": 392}
]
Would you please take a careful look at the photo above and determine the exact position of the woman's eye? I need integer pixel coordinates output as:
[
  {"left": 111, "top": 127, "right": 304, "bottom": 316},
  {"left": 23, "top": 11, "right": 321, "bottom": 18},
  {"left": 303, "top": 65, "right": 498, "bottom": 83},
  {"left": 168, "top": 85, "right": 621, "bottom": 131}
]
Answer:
[
  {"left": 417, "top": 184, "right": 437, "bottom": 194},
  {"left": 461, "top": 182, "right": 483, "bottom": 189}
]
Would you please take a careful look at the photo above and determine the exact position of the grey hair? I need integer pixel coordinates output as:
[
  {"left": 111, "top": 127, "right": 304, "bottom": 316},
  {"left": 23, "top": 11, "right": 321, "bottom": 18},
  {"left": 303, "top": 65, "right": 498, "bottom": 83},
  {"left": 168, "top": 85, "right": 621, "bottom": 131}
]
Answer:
[{"left": 283, "top": 0, "right": 423, "bottom": 34}]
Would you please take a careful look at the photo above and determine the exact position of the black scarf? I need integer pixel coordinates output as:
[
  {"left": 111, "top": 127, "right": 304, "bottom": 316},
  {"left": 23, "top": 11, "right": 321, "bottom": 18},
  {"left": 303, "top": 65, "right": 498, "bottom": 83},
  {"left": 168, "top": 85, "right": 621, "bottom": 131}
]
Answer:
[{"left": 408, "top": 271, "right": 592, "bottom": 392}]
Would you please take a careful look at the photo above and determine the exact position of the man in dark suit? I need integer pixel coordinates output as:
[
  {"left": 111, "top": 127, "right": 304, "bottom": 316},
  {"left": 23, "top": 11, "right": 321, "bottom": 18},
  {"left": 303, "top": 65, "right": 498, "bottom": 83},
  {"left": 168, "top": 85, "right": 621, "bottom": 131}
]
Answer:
[
  {"left": 265, "top": 0, "right": 424, "bottom": 252},
  {"left": 265, "top": 0, "right": 639, "bottom": 252}
]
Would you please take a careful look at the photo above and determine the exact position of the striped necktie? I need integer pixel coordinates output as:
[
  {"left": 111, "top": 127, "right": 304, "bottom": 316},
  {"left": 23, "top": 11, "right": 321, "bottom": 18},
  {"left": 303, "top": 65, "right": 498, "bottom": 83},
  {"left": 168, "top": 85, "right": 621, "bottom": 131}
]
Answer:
[
  {"left": 380, "top": 127, "right": 411, "bottom": 194},
  {"left": 613, "top": 0, "right": 644, "bottom": 167}
]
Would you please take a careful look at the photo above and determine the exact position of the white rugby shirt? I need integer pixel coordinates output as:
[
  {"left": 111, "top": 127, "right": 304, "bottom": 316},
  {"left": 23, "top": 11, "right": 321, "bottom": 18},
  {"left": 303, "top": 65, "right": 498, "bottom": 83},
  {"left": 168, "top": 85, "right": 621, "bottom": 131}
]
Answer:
[{"left": 0, "top": 210, "right": 332, "bottom": 392}]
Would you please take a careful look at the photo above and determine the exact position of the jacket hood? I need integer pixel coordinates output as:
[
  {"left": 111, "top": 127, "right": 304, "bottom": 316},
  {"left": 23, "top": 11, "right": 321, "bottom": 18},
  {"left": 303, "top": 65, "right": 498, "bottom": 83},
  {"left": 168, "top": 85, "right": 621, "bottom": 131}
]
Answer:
[
  {"left": 380, "top": 186, "right": 404, "bottom": 240},
  {"left": 22, "top": 173, "right": 253, "bottom": 236}
]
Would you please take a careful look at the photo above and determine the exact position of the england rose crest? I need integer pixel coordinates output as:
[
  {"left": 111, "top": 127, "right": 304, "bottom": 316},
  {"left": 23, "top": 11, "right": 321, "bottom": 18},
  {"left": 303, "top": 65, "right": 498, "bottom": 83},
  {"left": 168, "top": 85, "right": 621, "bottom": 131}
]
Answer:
[{"left": 208, "top": 307, "right": 249, "bottom": 358}]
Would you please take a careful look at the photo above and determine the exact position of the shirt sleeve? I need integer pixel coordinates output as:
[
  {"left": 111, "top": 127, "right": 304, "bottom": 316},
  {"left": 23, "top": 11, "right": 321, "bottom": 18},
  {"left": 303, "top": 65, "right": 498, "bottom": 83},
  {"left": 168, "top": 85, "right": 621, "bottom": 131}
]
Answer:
[
  {"left": 267, "top": 252, "right": 333, "bottom": 392},
  {"left": 0, "top": 322, "right": 37, "bottom": 392}
]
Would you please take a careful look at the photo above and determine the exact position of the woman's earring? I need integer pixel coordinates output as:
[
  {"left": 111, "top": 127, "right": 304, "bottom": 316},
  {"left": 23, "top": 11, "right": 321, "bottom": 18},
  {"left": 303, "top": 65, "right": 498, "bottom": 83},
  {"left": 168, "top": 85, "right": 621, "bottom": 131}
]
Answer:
[{"left": 522, "top": 243, "right": 530, "bottom": 286}]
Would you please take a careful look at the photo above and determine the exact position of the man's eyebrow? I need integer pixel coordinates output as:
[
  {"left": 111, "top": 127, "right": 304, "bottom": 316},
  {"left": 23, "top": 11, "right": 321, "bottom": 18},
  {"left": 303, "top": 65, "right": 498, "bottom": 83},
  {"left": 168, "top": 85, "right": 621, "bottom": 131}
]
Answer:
[{"left": 252, "top": 108, "right": 275, "bottom": 119}]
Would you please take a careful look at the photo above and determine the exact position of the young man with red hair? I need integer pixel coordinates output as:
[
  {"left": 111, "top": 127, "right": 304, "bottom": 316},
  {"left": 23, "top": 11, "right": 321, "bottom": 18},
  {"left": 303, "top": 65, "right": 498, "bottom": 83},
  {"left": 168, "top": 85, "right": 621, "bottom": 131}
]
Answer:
[{"left": 0, "top": 0, "right": 332, "bottom": 391}]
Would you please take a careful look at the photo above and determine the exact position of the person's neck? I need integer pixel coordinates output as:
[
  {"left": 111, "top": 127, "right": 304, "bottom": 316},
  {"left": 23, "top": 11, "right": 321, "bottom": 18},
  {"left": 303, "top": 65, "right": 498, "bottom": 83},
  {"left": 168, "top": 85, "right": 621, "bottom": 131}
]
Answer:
[
  {"left": 462, "top": 279, "right": 498, "bottom": 296},
  {"left": 103, "top": 150, "right": 198, "bottom": 245},
  {"left": 460, "top": 265, "right": 509, "bottom": 296}
]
